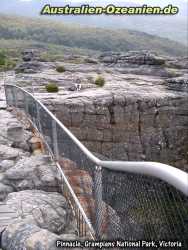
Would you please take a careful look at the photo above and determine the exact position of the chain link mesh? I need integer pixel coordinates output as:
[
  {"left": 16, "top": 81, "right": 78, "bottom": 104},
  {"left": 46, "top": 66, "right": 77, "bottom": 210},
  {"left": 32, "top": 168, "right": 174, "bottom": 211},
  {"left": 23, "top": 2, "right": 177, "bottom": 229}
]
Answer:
[{"left": 5, "top": 85, "right": 188, "bottom": 248}]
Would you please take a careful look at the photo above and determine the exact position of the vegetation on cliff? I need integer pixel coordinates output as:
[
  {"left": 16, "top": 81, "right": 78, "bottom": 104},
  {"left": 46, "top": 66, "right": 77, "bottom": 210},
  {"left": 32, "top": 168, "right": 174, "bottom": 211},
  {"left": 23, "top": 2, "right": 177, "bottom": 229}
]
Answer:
[
  {"left": 45, "top": 83, "right": 59, "bottom": 93},
  {"left": 0, "top": 49, "right": 16, "bottom": 71},
  {"left": 0, "top": 14, "right": 187, "bottom": 58}
]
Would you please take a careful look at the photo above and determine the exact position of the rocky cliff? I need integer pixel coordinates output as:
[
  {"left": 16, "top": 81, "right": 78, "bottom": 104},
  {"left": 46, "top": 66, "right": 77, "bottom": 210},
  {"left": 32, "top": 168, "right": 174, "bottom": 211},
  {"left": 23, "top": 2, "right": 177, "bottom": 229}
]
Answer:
[{"left": 3, "top": 51, "right": 188, "bottom": 171}]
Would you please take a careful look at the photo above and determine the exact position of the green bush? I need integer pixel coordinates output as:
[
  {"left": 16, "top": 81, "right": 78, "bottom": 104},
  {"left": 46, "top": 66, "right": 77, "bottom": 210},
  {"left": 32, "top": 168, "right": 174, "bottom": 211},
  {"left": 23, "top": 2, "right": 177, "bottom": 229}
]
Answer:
[
  {"left": 56, "top": 66, "right": 66, "bottom": 73},
  {"left": 45, "top": 83, "right": 59, "bottom": 93},
  {"left": 0, "top": 51, "right": 6, "bottom": 66},
  {"left": 95, "top": 76, "right": 105, "bottom": 87}
]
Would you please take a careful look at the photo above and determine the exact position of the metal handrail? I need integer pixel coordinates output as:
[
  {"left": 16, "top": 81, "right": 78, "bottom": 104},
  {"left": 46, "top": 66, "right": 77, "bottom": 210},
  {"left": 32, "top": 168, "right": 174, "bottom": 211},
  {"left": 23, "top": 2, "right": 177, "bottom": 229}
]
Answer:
[{"left": 5, "top": 84, "right": 188, "bottom": 196}]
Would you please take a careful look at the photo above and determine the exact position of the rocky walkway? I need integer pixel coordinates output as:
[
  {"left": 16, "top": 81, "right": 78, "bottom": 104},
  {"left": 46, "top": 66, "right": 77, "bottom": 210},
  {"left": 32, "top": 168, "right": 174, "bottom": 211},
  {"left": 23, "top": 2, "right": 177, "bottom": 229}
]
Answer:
[{"left": 0, "top": 106, "right": 78, "bottom": 249}]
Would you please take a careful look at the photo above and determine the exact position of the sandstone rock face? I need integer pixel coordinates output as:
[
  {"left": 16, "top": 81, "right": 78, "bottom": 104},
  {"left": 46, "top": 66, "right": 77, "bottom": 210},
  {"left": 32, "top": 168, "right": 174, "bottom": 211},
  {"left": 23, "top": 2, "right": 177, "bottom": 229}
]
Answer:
[
  {"left": 0, "top": 160, "right": 14, "bottom": 172},
  {"left": 22, "top": 49, "right": 38, "bottom": 62},
  {"left": 15, "top": 49, "right": 45, "bottom": 74},
  {"left": 5, "top": 190, "right": 74, "bottom": 235},
  {"left": 0, "top": 110, "right": 32, "bottom": 151},
  {"left": 0, "top": 109, "right": 78, "bottom": 249},
  {"left": 9, "top": 51, "right": 188, "bottom": 171},
  {"left": 99, "top": 51, "right": 165, "bottom": 65},
  {"left": 2, "top": 222, "right": 60, "bottom": 250},
  {"left": 0, "top": 144, "right": 27, "bottom": 161},
  {"left": 47, "top": 87, "right": 188, "bottom": 171},
  {"left": 3, "top": 155, "right": 60, "bottom": 192},
  {"left": 2, "top": 220, "right": 78, "bottom": 250},
  {"left": 0, "top": 183, "right": 13, "bottom": 200},
  {"left": 15, "top": 61, "right": 44, "bottom": 74},
  {"left": 59, "top": 158, "right": 124, "bottom": 239}
]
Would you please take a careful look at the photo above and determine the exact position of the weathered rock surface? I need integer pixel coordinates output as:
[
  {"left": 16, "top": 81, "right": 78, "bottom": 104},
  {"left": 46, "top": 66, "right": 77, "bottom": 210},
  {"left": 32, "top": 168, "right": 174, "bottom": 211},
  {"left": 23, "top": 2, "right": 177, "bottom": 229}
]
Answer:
[
  {"left": 2, "top": 221, "right": 79, "bottom": 250},
  {"left": 45, "top": 85, "right": 188, "bottom": 171},
  {"left": 22, "top": 49, "right": 39, "bottom": 62},
  {"left": 4, "top": 190, "right": 75, "bottom": 235},
  {"left": 0, "top": 183, "right": 13, "bottom": 201},
  {"left": 0, "top": 110, "right": 32, "bottom": 151},
  {"left": 6, "top": 51, "right": 188, "bottom": 171},
  {"left": 15, "top": 61, "right": 45, "bottom": 74},
  {"left": 99, "top": 51, "right": 166, "bottom": 66},
  {"left": 0, "top": 144, "right": 27, "bottom": 161},
  {"left": 15, "top": 49, "right": 47, "bottom": 74},
  {"left": 3, "top": 155, "right": 60, "bottom": 192},
  {"left": 0, "top": 160, "right": 14, "bottom": 172},
  {"left": 0, "top": 109, "right": 78, "bottom": 249}
]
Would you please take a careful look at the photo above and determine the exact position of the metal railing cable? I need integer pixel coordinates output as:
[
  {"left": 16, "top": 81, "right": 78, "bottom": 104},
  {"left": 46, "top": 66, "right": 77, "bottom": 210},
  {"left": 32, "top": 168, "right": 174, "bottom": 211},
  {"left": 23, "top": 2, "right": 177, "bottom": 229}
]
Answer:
[{"left": 4, "top": 84, "right": 188, "bottom": 246}]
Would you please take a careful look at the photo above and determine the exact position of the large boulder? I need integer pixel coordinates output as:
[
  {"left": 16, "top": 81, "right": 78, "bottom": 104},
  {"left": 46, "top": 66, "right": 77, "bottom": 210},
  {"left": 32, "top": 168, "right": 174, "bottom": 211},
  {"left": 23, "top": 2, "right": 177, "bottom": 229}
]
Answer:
[
  {"left": 22, "top": 49, "right": 36, "bottom": 62},
  {"left": 0, "top": 182, "right": 13, "bottom": 200},
  {"left": 15, "top": 61, "right": 43, "bottom": 74},
  {"left": 0, "top": 144, "right": 28, "bottom": 161},
  {"left": 1, "top": 220, "right": 78, "bottom": 250},
  {"left": 7, "top": 121, "right": 32, "bottom": 151},
  {"left": 3, "top": 155, "right": 60, "bottom": 192},
  {"left": 4, "top": 190, "right": 75, "bottom": 235},
  {"left": 0, "top": 160, "right": 14, "bottom": 173}
]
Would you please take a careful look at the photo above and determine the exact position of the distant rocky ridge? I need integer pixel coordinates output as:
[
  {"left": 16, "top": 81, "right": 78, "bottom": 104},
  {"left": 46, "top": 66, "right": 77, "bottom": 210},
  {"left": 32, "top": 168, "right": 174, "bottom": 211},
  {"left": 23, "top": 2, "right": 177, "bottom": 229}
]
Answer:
[{"left": 99, "top": 51, "right": 166, "bottom": 66}]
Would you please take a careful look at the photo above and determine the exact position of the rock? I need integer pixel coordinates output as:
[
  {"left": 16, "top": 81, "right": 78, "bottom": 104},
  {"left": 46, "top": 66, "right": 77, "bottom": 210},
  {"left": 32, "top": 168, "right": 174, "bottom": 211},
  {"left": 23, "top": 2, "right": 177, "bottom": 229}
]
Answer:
[
  {"left": 15, "top": 61, "right": 43, "bottom": 74},
  {"left": 29, "top": 136, "right": 43, "bottom": 151},
  {"left": 68, "top": 85, "right": 77, "bottom": 91},
  {"left": 100, "top": 56, "right": 118, "bottom": 64},
  {"left": 0, "top": 160, "right": 14, "bottom": 172},
  {"left": 166, "top": 76, "right": 188, "bottom": 85},
  {"left": 44, "top": 76, "right": 188, "bottom": 171},
  {"left": 165, "top": 76, "right": 188, "bottom": 92},
  {"left": 1, "top": 221, "right": 78, "bottom": 250},
  {"left": 22, "top": 49, "right": 36, "bottom": 62},
  {"left": 0, "top": 145, "right": 27, "bottom": 161},
  {"left": 84, "top": 58, "right": 98, "bottom": 64},
  {"left": 4, "top": 53, "right": 188, "bottom": 172},
  {"left": 99, "top": 51, "right": 165, "bottom": 66},
  {"left": 59, "top": 158, "right": 123, "bottom": 239},
  {"left": 7, "top": 122, "right": 24, "bottom": 142},
  {"left": 33, "top": 148, "right": 43, "bottom": 155},
  {"left": 99, "top": 52, "right": 121, "bottom": 64},
  {"left": 7, "top": 121, "right": 32, "bottom": 151},
  {"left": 3, "top": 155, "right": 60, "bottom": 192},
  {"left": 5, "top": 190, "right": 74, "bottom": 235},
  {"left": 166, "top": 57, "right": 188, "bottom": 69},
  {"left": 0, "top": 183, "right": 14, "bottom": 201}
]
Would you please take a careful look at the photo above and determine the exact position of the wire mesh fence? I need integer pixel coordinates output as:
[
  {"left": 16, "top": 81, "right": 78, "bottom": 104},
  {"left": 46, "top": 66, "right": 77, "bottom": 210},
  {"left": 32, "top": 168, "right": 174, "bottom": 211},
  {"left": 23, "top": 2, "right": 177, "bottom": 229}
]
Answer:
[{"left": 5, "top": 84, "right": 188, "bottom": 248}]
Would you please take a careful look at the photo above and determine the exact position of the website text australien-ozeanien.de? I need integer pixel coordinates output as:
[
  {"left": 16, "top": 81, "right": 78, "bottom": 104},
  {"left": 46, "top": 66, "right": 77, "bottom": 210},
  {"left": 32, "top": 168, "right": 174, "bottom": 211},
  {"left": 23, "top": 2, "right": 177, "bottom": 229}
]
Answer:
[{"left": 41, "top": 4, "right": 179, "bottom": 16}]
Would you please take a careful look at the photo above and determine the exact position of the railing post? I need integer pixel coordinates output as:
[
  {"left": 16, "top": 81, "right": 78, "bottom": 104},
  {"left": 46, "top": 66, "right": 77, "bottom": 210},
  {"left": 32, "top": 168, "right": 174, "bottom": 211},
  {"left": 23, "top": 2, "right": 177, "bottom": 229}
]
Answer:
[
  {"left": 94, "top": 165, "right": 103, "bottom": 239},
  {"left": 52, "top": 120, "right": 59, "bottom": 161},
  {"left": 36, "top": 102, "right": 42, "bottom": 133},
  {"left": 4, "top": 86, "right": 9, "bottom": 106},
  {"left": 11, "top": 87, "right": 16, "bottom": 107},
  {"left": 24, "top": 94, "right": 29, "bottom": 114}
]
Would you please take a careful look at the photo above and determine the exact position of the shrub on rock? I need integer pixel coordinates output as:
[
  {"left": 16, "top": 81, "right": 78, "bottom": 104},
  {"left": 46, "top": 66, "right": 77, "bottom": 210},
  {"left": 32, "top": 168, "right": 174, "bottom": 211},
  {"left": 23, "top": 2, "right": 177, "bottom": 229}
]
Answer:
[
  {"left": 56, "top": 65, "right": 66, "bottom": 73},
  {"left": 95, "top": 76, "right": 105, "bottom": 87},
  {"left": 45, "top": 83, "right": 59, "bottom": 93},
  {"left": 0, "top": 50, "right": 6, "bottom": 66}
]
